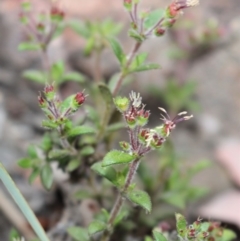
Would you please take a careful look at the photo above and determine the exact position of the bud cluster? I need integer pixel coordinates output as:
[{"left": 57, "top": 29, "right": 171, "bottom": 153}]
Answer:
[
  {"left": 19, "top": 1, "right": 65, "bottom": 49},
  {"left": 123, "top": 0, "right": 199, "bottom": 40},
  {"left": 153, "top": 0, "right": 199, "bottom": 37},
  {"left": 176, "top": 215, "right": 210, "bottom": 240},
  {"left": 114, "top": 91, "right": 192, "bottom": 156},
  {"left": 38, "top": 84, "right": 86, "bottom": 128}
]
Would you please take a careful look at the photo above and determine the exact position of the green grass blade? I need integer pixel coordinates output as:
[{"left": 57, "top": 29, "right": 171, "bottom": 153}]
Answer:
[{"left": 0, "top": 163, "right": 50, "bottom": 241}]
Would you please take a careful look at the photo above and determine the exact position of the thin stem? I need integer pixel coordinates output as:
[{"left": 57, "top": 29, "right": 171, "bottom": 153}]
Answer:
[
  {"left": 133, "top": 3, "right": 138, "bottom": 26},
  {"left": 94, "top": 49, "right": 102, "bottom": 82},
  {"left": 129, "top": 11, "right": 136, "bottom": 24},
  {"left": 100, "top": 159, "right": 140, "bottom": 241},
  {"left": 112, "top": 41, "right": 142, "bottom": 96}
]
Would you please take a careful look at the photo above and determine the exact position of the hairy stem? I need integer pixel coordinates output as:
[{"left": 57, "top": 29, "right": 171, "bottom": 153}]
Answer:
[{"left": 101, "top": 159, "right": 140, "bottom": 241}]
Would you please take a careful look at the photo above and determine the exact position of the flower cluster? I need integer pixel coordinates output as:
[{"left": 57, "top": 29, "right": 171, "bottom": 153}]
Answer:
[
  {"left": 114, "top": 92, "right": 193, "bottom": 156},
  {"left": 38, "top": 84, "right": 86, "bottom": 128}
]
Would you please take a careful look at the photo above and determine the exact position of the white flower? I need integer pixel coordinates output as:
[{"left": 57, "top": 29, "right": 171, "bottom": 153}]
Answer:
[{"left": 129, "top": 91, "right": 142, "bottom": 108}]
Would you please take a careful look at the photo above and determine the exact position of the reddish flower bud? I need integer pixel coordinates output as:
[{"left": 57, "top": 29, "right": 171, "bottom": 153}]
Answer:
[
  {"left": 50, "top": 6, "right": 65, "bottom": 20},
  {"left": 155, "top": 27, "right": 165, "bottom": 36},
  {"left": 166, "top": 0, "right": 199, "bottom": 18},
  {"left": 37, "top": 23, "right": 45, "bottom": 32},
  {"left": 140, "top": 129, "right": 149, "bottom": 139},
  {"left": 167, "top": 3, "right": 179, "bottom": 18},
  {"left": 44, "top": 84, "right": 54, "bottom": 93},
  {"left": 74, "top": 92, "right": 86, "bottom": 106},
  {"left": 208, "top": 237, "right": 215, "bottom": 241},
  {"left": 124, "top": 0, "right": 132, "bottom": 11},
  {"left": 38, "top": 95, "right": 45, "bottom": 107}
]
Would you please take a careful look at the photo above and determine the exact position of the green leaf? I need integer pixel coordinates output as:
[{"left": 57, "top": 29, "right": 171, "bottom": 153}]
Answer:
[
  {"left": 144, "top": 9, "right": 165, "bottom": 29},
  {"left": 99, "top": 84, "right": 114, "bottom": 107},
  {"left": 222, "top": 229, "right": 237, "bottom": 241},
  {"left": 40, "top": 164, "right": 53, "bottom": 190},
  {"left": 102, "top": 150, "right": 135, "bottom": 167},
  {"left": 29, "top": 168, "right": 40, "bottom": 184},
  {"left": 88, "top": 220, "right": 106, "bottom": 236},
  {"left": 80, "top": 146, "right": 95, "bottom": 156},
  {"left": 108, "top": 37, "right": 125, "bottom": 65},
  {"left": 91, "top": 162, "right": 117, "bottom": 185},
  {"left": 67, "top": 227, "right": 89, "bottom": 241},
  {"left": 69, "top": 20, "right": 90, "bottom": 38},
  {"left": 42, "top": 120, "right": 58, "bottom": 129},
  {"left": 106, "top": 122, "right": 125, "bottom": 133},
  {"left": 189, "top": 160, "right": 211, "bottom": 176},
  {"left": 66, "top": 159, "right": 81, "bottom": 172},
  {"left": 74, "top": 190, "right": 92, "bottom": 200},
  {"left": 40, "top": 134, "right": 52, "bottom": 152},
  {"left": 127, "top": 189, "right": 152, "bottom": 212},
  {"left": 175, "top": 213, "right": 187, "bottom": 238},
  {"left": 84, "top": 37, "right": 95, "bottom": 56},
  {"left": 60, "top": 94, "right": 75, "bottom": 114},
  {"left": 130, "top": 52, "right": 148, "bottom": 70},
  {"left": 152, "top": 230, "right": 168, "bottom": 241},
  {"left": 27, "top": 145, "right": 38, "bottom": 158},
  {"left": 18, "top": 42, "right": 41, "bottom": 51},
  {"left": 23, "top": 70, "right": 46, "bottom": 83},
  {"left": 160, "top": 192, "right": 186, "bottom": 209},
  {"left": 9, "top": 228, "right": 20, "bottom": 241},
  {"left": 85, "top": 105, "right": 100, "bottom": 124},
  {"left": 48, "top": 149, "right": 70, "bottom": 160},
  {"left": 18, "top": 158, "right": 33, "bottom": 168},
  {"left": 130, "top": 63, "right": 160, "bottom": 73},
  {"left": 128, "top": 29, "right": 145, "bottom": 42},
  {"left": 114, "top": 209, "right": 129, "bottom": 225},
  {"left": 21, "top": 1, "right": 31, "bottom": 11},
  {"left": 67, "top": 126, "right": 96, "bottom": 137},
  {"left": 145, "top": 236, "right": 154, "bottom": 241},
  {"left": 63, "top": 72, "right": 85, "bottom": 83},
  {"left": 50, "top": 61, "right": 64, "bottom": 82}
]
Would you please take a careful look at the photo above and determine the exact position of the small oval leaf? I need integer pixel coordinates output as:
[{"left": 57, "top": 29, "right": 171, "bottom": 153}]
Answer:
[
  {"left": 153, "top": 230, "right": 168, "bottom": 241},
  {"left": 67, "top": 227, "right": 89, "bottom": 241},
  {"left": 127, "top": 189, "right": 152, "bottom": 212},
  {"left": 67, "top": 126, "right": 96, "bottom": 137},
  {"left": 88, "top": 220, "right": 106, "bottom": 236},
  {"left": 108, "top": 38, "right": 125, "bottom": 65},
  {"left": 40, "top": 164, "right": 53, "bottom": 190},
  {"left": 102, "top": 150, "right": 135, "bottom": 167},
  {"left": 91, "top": 162, "right": 117, "bottom": 185},
  {"left": 18, "top": 158, "right": 33, "bottom": 168}
]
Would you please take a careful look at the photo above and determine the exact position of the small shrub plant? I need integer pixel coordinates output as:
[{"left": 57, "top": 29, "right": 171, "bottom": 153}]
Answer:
[{"left": 0, "top": 1, "right": 236, "bottom": 241}]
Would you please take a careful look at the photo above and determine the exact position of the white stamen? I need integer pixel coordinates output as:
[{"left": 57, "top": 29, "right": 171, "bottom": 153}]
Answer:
[
  {"left": 129, "top": 91, "right": 142, "bottom": 108},
  {"left": 186, "top": 0, "right": 199, "bottom": 7},
  {"left": 145, "top": 129, "right": 155, "bottom": 147},
  {"left": 183, "top": 115, "right": 193, "bottom": 120},
  {"left": 178, "top": 111, "right": 187, "bottom": 116},
  {"left": 158, "top": 107, "right": 167, "bottom": 114}
]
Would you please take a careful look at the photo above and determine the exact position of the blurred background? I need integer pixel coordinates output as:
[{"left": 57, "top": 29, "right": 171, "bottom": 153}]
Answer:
[{"left": 1, "top": 0, "right": 240, "bottom": 240}]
